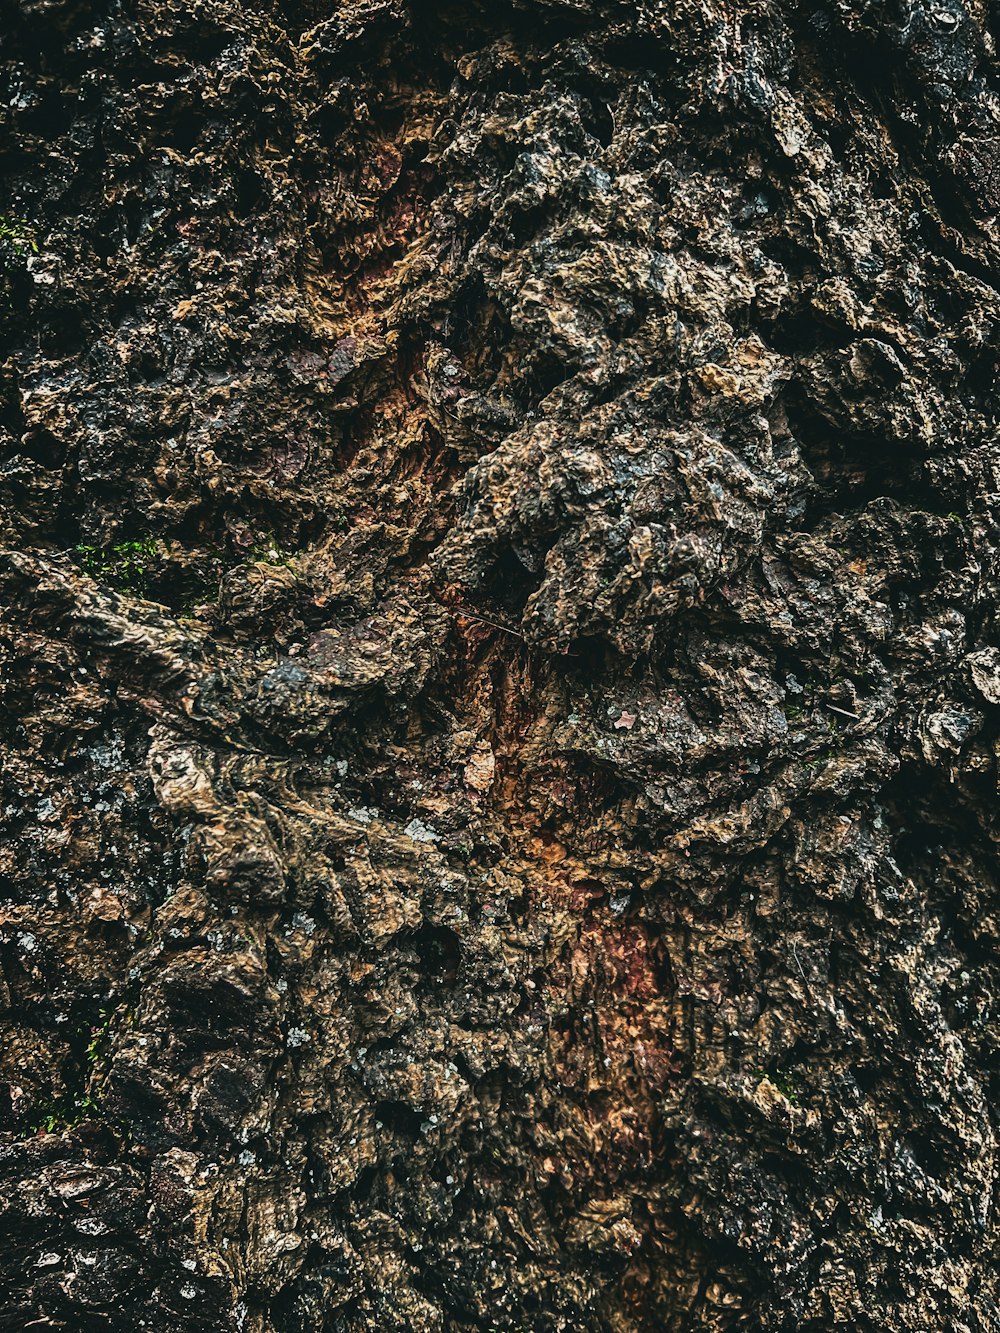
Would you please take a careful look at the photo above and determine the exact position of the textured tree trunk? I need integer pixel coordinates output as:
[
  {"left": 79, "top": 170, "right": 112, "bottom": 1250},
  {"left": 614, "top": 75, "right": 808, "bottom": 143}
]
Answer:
[{"left": 0, "top": 0, "right": 998, "bottom": 1328}]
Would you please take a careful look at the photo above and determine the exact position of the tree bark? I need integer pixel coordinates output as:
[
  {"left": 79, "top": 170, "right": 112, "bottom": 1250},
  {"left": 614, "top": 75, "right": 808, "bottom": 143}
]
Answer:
[{"left": 0, "top": 0, "right": 997, "bottom": 1329}]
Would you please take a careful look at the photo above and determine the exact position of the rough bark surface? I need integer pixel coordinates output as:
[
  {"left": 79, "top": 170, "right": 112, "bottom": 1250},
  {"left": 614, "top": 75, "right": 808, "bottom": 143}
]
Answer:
[{"left": 1, "top": 0, "right": 998, "bottom": 1329}]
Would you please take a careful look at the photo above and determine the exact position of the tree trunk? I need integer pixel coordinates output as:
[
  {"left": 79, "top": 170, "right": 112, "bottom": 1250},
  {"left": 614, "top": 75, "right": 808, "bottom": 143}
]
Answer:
[{"left": 0, "top": 0, "right": 997, "bottom": 1328}]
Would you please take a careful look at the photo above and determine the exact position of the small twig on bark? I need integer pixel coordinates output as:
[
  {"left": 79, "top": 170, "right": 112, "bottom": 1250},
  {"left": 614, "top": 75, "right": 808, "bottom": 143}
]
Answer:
[{"left": 825, "top": 703, "right": 860, "bottom": 721}]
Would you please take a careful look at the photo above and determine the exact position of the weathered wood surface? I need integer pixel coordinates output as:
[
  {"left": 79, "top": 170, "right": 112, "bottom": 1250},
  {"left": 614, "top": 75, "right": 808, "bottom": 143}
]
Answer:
[{"left": 0, "top": 0, "right": 998, "bottom": 1328}]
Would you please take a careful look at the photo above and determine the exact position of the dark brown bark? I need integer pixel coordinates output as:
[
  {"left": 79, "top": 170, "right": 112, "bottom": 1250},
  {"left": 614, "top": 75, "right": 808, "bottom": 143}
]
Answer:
[{"left": 0, "top": 0, "right": 998, "bottom": 1328}]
